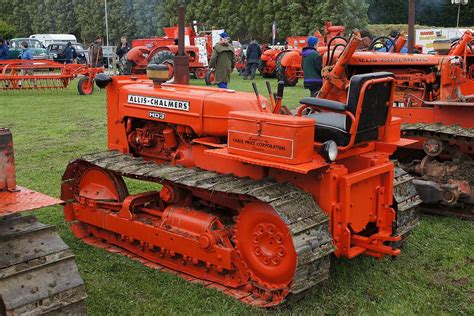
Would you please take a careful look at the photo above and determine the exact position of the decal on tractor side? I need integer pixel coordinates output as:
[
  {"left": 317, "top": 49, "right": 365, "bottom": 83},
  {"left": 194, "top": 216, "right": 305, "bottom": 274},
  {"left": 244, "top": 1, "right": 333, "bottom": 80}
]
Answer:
[
  {"left": 149, "top": 111, "right": 166, "bottom": 120},
  {"left": 127, "top": 94, "right": 190, "bottom": 111},
  {"left": 228, "top": 130, "right": 294, "bottom": 159}
]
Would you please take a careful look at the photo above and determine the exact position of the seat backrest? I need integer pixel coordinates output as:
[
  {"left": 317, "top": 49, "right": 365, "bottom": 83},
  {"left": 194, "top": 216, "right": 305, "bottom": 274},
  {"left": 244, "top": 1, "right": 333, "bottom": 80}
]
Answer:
[{"left": 345, "top": 72, "right": 394, "bottom": 143}]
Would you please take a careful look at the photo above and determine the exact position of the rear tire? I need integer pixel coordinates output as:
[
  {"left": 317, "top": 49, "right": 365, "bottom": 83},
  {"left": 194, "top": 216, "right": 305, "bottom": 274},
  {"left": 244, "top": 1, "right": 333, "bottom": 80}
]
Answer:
[
  {"left": 119, "top": 54, "right": 136, "bottom": 75},
  {"left": 149, "top": 50, "right": 175, "bottom": 66},
  {"left": 259, "top": 60, "right": 274, "bottom": 78},
  {"left": 205, "top": 69, "right": 216, "bottom": 85},
  {"left": 77, "top": 77, "right": 94, "bottom": 95},
  {"left": 276, "top": 52, "right": 298, "bottom": 86}
]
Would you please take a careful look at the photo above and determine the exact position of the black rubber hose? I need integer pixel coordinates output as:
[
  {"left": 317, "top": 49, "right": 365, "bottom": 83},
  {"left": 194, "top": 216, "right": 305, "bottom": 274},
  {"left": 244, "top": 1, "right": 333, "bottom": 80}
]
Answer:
[
  {"left": 326, "top": 36, "right": 348, "bottom": 67},
  {"left": 368, "top": 36, "right": 395, "bottom": 52},
  {"left": 328, "top": 43, "right": 347, "bottom": 66}
]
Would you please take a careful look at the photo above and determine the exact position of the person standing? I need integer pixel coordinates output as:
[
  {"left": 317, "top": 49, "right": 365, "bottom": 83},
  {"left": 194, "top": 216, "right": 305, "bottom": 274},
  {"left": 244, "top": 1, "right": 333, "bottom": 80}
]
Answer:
[
  {"left": 61, "top": 42, "right": 75, "bottom": 64},
  {"left": 116, "top": 36, "right": 131, "bottom": 60},
  {"left": 19, "top": 41, "right": 33, "bottom": 87},
  {"left": 89, "top": 36, "right": 103, "bottom": 67},
  {"left": 243, "top": 39, "right": 261, "bottom": 80},
  {"left": 209, "top": 32, "right": 235, "bottom": 89},
  {"left": 0, "top": 39, "right": 9, "bottom": 60},
  {"left": 301, "top": 36, "right": 322, "bottom": 97}
]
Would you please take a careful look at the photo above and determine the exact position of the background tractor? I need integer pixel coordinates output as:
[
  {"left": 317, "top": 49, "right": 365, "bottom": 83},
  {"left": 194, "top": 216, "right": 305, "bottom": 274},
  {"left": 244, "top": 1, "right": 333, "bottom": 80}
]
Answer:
[
  {"left": 119, "top": 26, "right": 212, "bottom": 80},
  {"left": 0, "top": 128, "right": 86, "bottom": 315},
  {"left": 316, "top": 30, "right": 474, "bottom": 219},
  {"left": 260, "top": 21, "right": 346, "bottom": 86}
]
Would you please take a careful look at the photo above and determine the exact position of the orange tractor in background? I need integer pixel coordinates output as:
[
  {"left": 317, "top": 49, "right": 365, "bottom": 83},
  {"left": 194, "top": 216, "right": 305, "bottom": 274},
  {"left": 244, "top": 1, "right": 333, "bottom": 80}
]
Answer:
[
  {"left": 278, "top": 30, "right": 410, "bottom": 87},
  {"left": 0, "top": 128, "right": 87, "bottom": 314},
  {"left": 260, "top": 21, "right": 346, "bottom": 86},
  {"left": 314, "top": 30, "right": 474, "bottom": 219},
  {"left": 119, "top": 26, "right": 212, "bottom": 79},
  {"left": 60, "top": 58, "right": 420, "bottom": 306}
]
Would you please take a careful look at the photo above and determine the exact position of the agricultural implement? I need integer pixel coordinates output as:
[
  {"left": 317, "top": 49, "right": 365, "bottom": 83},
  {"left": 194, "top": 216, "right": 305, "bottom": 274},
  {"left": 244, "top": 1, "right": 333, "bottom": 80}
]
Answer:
[
  {"left": 120, "top": 26, "right": 210, "bottom": 79},
  {"left": 0, "top": 128, "right": 86, "bottom": 314},
  {"left": 0, "top": 59, "right": 103, "bottom": 95},
  {"left": 316, "top": 29, "right": 474, "bottom": 219},
  {"left": 61, "top": 61, "right": 419, "bottom": 306}
]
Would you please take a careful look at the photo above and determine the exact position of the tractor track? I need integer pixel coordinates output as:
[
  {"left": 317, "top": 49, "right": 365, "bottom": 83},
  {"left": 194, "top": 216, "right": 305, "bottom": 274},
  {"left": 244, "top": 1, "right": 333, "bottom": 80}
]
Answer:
[
  {"left": 0, "top": 214, "right": 87, "bottom": 315},
  {"left": 401, "top": 122, "right": 474, "bottom": 219},
  {"left": 62, "top": 150, "right": 335, "bottom": 306},
  {"left": 392, "top": 166, "right": 422, "bottom": 248},
  {"left": 401, "top": 122, "right": 474, "bottom": 145}
]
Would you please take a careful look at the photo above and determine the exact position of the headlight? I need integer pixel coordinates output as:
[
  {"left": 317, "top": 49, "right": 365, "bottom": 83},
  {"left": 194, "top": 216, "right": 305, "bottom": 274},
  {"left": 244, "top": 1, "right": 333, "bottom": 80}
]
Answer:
[
  {"left": 54, "top": 54, "right": 58, "bottom": 58},
  {"left": 320, "top": 140, "right": 338, "bottom": 162}
]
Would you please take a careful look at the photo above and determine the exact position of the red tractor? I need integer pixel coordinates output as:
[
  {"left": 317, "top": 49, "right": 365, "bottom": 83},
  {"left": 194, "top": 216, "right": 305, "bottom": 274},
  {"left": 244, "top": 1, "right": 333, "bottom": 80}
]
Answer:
[
  {"left": 260, "top": 21, "right": 346, "bottom": 86},
  {"left": 316, "top": 30, "right": 474, "bottom": 219},
  {"left": 61, "top": 57, "right": 419, "bottom": 306},
  {"left": 120, "top": 26, "right": 212, "bottom": 80}
]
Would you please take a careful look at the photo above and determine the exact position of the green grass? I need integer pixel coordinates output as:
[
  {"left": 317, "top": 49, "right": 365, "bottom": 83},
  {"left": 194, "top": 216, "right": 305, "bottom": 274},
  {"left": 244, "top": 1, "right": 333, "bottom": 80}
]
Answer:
[{"left": 1, "top": 73, "right": 473, "bottom": 315}]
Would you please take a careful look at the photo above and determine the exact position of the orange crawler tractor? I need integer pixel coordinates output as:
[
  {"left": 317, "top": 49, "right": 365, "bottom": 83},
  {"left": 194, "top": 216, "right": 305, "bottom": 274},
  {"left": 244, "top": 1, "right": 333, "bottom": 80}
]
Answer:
[
  {"left": 61, "top": 66, "right": 419, "bottom": 306},
  {"left": 0, "top": 128, "right": 86, "bottom": 314}
]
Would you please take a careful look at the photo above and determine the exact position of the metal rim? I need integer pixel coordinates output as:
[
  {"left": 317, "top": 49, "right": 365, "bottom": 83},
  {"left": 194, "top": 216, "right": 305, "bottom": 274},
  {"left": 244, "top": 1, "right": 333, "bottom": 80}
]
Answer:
[{"left": 235, "top": 202, "right": 297, "bottom": 289}]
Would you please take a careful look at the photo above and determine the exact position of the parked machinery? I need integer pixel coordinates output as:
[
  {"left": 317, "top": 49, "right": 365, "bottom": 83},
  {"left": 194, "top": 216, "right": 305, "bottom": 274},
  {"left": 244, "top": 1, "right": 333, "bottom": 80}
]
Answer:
[
  {"left": 120, "top": 26, "right": 211, "bottom": 79},
  {"left": 277, "top": 29, "right": 411, "bottom": 87},
  {"left": 60, "top": 61, "right": 420, "bottom": 306},
  {"left": 260, "top": 21, "right": 346, "bottom": 86},
  {"left": 0, "top": 128, "right": 86, "bottom": 315},
  {"left": 316, "top": 30, "right": 474, "bottom": 219},
  {"left": 0, "top": 60, "right": 103, "bottom": 95}
]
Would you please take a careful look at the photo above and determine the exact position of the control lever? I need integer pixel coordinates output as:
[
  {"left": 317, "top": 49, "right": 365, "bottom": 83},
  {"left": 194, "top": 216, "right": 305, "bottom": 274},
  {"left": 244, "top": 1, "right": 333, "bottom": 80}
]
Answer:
[
  {"left": 252, "top": 82, "right": 265, "bottom": 110},
  {"left": 265, "top": 81, "right": 276, "bottom": 111},
  {"left": 273, "top": 81, "right": 285, "bottom": 113}
]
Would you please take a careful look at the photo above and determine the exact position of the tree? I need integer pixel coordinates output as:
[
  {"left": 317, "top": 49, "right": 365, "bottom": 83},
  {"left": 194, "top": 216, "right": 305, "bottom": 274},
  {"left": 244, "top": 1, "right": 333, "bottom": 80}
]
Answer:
[{"left": 0, "top": 21, "right": 17, "bottom": 39}]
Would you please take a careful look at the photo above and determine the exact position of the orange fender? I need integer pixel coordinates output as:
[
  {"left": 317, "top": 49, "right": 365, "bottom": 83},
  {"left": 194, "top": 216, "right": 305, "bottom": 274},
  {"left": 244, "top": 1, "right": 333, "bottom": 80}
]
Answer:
[
  {"left": 127, "top": 46, "right": 151, "bottom": 64},
  {"left": 281, "top": 50, "right": 301, "bottom": 68}
]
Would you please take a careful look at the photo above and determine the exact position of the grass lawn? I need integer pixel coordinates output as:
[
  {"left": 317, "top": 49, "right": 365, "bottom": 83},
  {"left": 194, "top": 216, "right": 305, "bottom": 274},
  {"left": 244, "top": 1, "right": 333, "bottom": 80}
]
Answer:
[{"left": 1, "top": 73, "right": 472, "bottom": 315}]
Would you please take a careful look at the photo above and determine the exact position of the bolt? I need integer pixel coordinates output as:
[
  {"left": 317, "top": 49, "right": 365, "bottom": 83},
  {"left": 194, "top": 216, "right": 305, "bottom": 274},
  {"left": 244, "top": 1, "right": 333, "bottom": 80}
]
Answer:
[
  {"left": 275, "top": 233, "right": 284, "bottom": 244},
  {"left": 254, "top": 246, "right": 262, "bottom": 256},
  {"left": 252, "top": 233, "right": 260, "bottom": 243},
  {"left": 272, "top": 256, "right": 281, "bottom": 265},
  {"left": 267, "top": 225, "right": 275, "bottom": 235}
]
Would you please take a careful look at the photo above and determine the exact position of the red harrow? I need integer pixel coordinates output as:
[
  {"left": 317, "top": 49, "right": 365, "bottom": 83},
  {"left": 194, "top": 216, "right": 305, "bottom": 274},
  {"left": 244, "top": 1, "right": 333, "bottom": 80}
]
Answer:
[{"left": 0, "top": 60, "right": 103, "bottom": 95}]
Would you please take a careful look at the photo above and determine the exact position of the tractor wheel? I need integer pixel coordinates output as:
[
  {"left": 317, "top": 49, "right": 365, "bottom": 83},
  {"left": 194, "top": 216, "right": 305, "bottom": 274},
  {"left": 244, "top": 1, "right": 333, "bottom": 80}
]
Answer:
[
  {"left": 205, "top": 69, "right": 216, "bottom": 85},
  {"left": 258, "top": 60, "right": 273, "bottom": 78},
  {"left": 77, "top": 77, "right": 94, "bottom": 95},
  {"left": 150, "top": 50, "right": 175, "bottom": 66},
  {"left": 148, "top": 50, "right": 175, "bottom": 79},
  {"left": 195, "top": 68, "right": 206, "bottom": 79},
  {"left": 276, "top": 52, "right": 298, "bottom": 86},
  {"left": 119, "top": 54, "right": 136, "bottom": 75}
]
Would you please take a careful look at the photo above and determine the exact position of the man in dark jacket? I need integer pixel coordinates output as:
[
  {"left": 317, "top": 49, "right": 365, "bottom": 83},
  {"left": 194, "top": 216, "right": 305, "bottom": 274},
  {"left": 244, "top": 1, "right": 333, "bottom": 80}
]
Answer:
[
  {"left": 61, "top": 42, "right": 75, "bottom": 64},
  {"left": 0, "top": 39, "right": 9, "bottom": 60},
  {"left": 302, "top": 36, "right": 322, "bottom": 97},
  {"left": 209, "top": 32, "right": 235, "bottom": 89},
  {"left": 116, "top": 36, "right": 131, "bottom": 60},
  {"left": 243, "top": 39, "right": 261, "bottom": 80}
]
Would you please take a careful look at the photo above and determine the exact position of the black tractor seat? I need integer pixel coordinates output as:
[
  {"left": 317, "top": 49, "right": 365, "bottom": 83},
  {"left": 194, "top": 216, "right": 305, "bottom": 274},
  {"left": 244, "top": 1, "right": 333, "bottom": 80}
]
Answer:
[{"left": 299, "top": 72, "right": 395, "bottom": 147}]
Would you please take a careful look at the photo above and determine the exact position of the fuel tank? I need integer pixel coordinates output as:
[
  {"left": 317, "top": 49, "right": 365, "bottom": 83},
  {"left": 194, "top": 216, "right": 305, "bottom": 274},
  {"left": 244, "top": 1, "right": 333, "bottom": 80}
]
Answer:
[{"left": 108, "top": 76, "right": 271, "bottom": 136}]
